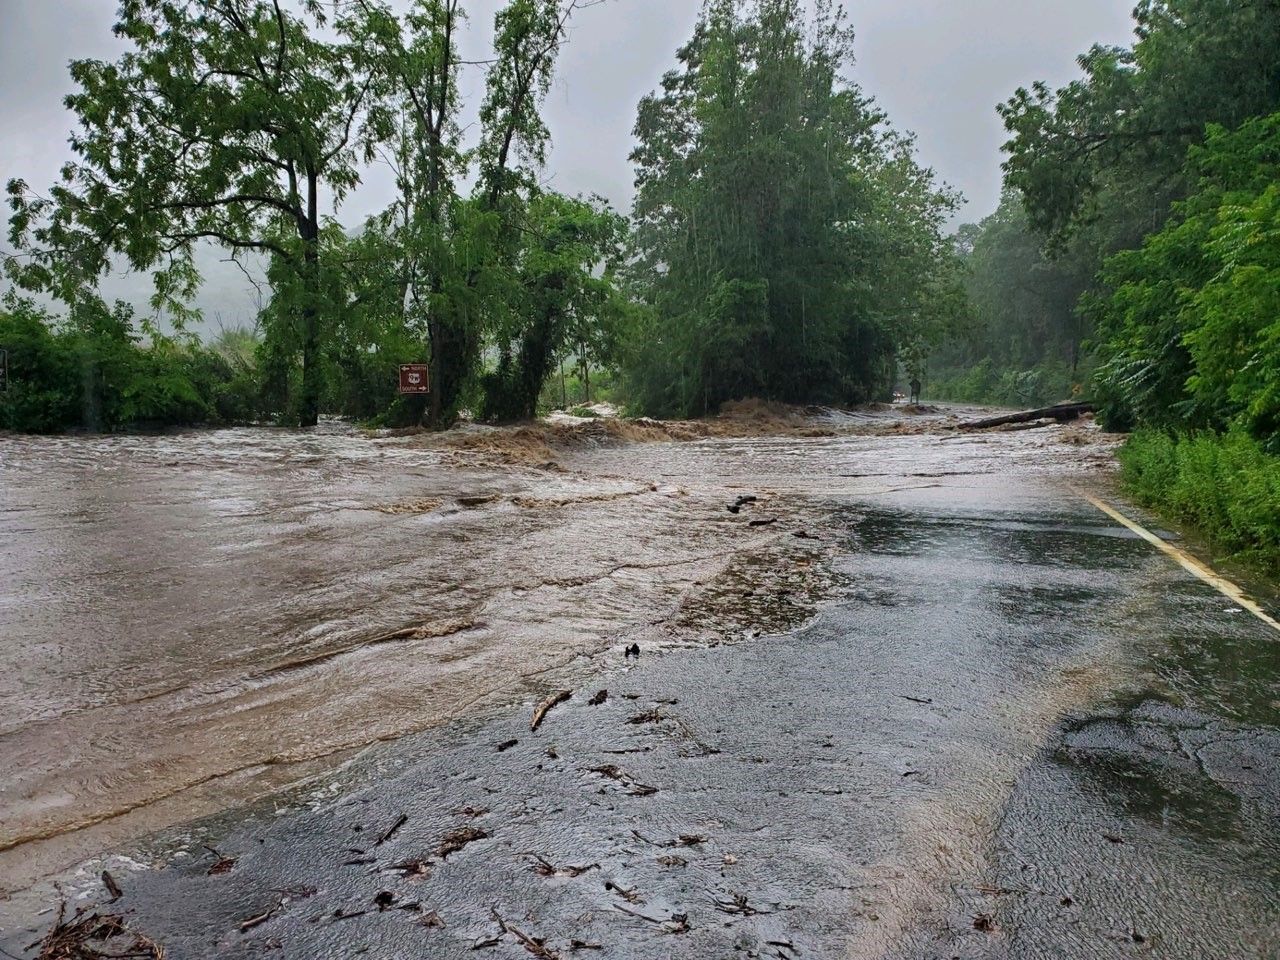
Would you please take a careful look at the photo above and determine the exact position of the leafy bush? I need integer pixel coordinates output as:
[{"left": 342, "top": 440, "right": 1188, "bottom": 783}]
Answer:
[
  {"left": 928, "top": 357, "right": 1082, "bottom": 408},
  {"left": 1090, "top": 113, "right": 1280, "bottom": 443},
  {"left": 0, "top": 298, "right": 260, "bottom": 433},
  {"left": 1119, "top": 430, "right": 1280, "bottom": 573}
]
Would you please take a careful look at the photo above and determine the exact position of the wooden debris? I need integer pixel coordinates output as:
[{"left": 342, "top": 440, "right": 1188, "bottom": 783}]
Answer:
[
  {"left": 605, "top": 881, "right": 644, "bottom": 904},
  {"left": 973, "top": 913, "right": 996, "bottom": 932},
  {"left": 714, "top": 893, "right": 767, "bottom": 916},
  {"left": 389, "top": 857, "right": 433, "bottom": 878},
  {"left": 569, "top": 939, "right": 603, "bottom": 950},
  {"left": 656, "top": 855, "right": 687, "bottom": 868},
  {"left": 203, "top": 845, "right": 236, "bottom": 875},
  {"left": 100, "top": 871, "right": 122, "bottom": 903},
  {"left": 529, "top": 855, "right": 599, "bottom": 878},
  {"left": 587, "top": 689, "right": 608, "bottom": 706},
  {"left": 438, "top": 826, "right": 489, "bottom": 859},
  {"left": 490, "top": 909, "right": 562, "bottom": 959},
  {"left": 240, "top": 904, "right": 280, "bottom": 933},
  {"left": 419, "top": 910, "right": 446, "bottom": 929},
  {"left": 748, "top": 518, "right": 778, "bottom": 527},
  {"left": 497, "top": 739, "right": 519, "bottom": 752},
  {"left": 668, "top": 834, "right": 708, "bottom": 847},
  {"left": 531, "top": 690, "right": 572, "bottom": 731},
  {"left": 375, "top": 813, "right": 408, "bottom": 847},
  {"left": 32, "top": 902, "right": 164, "bottom": 960},
  {"left": 958, "top": 402, "right": 1094, "bottom": 431},
  {"left": 612, "top": 905, "right": 689, "bottom": 934},
  {"left": 626, "top": 708, "right": 662, "bottom": 725},
  {"left": 898, "top": 694, "right": 933, "bottom": 705},
  {"left": 586, "top": 764, "right": 659, "bottom": 796},
  {"left": 665, "top": 913, "right": 690, "bottom": 934}
]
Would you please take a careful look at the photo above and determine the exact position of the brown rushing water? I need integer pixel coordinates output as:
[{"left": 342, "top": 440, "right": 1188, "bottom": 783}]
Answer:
[{"left": 0, "top": 407, "right": 1117, "bottom": 891}]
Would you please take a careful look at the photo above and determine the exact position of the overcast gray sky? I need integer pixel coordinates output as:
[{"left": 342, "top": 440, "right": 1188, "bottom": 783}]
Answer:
[{"left": 0, "top": 0, "right": 1136, "bottom": 328}]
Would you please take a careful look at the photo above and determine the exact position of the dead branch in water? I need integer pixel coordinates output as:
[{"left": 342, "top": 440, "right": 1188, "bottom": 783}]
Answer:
[
  {"left": 375, "top": 813, "right": 408, "bottom": 847},
  {"left": 489, "top": 908, "right": 562, "bottom": 959},
  {"left": 438, "top": 825, "right": 489, "bottom": 859},
  {"left": 530, "top": 690, "right": 572, "bottom": 731}
]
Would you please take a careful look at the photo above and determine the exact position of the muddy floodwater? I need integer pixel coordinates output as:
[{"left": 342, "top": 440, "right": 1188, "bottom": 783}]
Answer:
[{"left": 1, "top": 406, "right": 1277, "bottom": 959}]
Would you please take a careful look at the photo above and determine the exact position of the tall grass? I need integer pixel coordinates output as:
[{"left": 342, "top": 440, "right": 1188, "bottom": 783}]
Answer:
[{"left": 1119, "top": 430, "right": 1280, "bottom": 574}]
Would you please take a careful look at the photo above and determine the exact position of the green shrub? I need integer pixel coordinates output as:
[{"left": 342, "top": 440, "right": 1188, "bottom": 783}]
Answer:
[
  {"left": 1119, "top": 429, "right": 1280, "bottom": 573},
  {"left": 0, "top": 298, "right": 262, "bottom": 432}
]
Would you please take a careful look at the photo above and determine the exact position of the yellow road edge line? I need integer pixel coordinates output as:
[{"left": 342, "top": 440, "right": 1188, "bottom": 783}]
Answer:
[{"left": 1071, "top": 485, "right": 1280, "bottom": 636}]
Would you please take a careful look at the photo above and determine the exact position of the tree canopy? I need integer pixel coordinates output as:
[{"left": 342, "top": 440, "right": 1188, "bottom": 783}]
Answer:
[{"left": 619, "top": 0, "right": 959, "bottom": 417}]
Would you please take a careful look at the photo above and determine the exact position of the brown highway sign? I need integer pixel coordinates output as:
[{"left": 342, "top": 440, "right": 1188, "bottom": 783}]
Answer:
[{"left": 399, "top": 363, "right": 430, "bottom": 395}]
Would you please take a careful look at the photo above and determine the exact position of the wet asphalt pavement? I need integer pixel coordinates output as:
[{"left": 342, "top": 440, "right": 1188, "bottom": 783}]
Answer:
[{"left": 1, "top": 417, "right": 1277, "bottom": 958}]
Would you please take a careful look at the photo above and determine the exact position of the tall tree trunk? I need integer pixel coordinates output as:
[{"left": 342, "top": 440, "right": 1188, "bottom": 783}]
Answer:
[{"left": 298, "top": 170, "right": 322, "bottom": 428}]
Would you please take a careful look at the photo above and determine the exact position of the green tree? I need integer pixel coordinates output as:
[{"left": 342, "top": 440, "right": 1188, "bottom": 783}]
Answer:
[
  {"left": 623, "top": 0, "right": 956, "bottom": 416},
  {"left": 1090, "top": 112, "right": 1280, "bottom": 442},
  {"left": 1000, "top": 0, "right": 1280, "bottom": 248},
  {"left": 479, "top": 193, "right": 627, "bottom": 421},
  {"left": 5, "top": 0, "right": 395, "bottom": 426}
]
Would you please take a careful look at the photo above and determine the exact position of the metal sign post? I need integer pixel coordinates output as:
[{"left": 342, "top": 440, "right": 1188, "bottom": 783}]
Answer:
[{"left": 398, "top": 363, "right": 430, "bottom": 395}]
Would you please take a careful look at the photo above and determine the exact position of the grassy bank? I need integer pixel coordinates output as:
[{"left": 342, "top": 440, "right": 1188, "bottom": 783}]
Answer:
[{"left": 1119, "top": 430, "right": 1280, "bottom": 577}]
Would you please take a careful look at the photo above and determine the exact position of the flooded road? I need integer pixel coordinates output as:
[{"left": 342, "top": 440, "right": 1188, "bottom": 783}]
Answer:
[{"left": 1, "top": 407, "right": 1276, "bottom": 958}]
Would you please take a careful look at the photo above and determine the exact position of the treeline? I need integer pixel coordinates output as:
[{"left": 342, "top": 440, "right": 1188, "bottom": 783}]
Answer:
[
  {"left": 941, "top": 0, "right": 1280, "bottom": 569},
  {"left": 0, "top": 298, "right": 258, "bottom": 432},
  {"left": 2, "top": 0, "right": 960, "bottom": 433},
  {"left": 936, "top": 0, "right": 1280, "bottom": 431},
  {"left": 4, "top": 0, "right": 627, "bottom": 432}
]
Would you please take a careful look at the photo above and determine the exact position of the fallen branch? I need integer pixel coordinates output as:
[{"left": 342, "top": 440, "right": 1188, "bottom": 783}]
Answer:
[
  {"left": 375, "top": 813, "right": 408, "bottom": 847},
  {"left": 490, "top": 909, "right": 562, "bottom": 959},
  {"left": 529, "top": 855, "right": 599, "bottom": 878},
  {"left": 587, "top": 764, "right": 659, "bottom": 796},
  {"left": 100, "top": 871, "right": 123, "bottom": 904},
  {"left": 958, "top": 402, "right": 1094, "bottom": 430},
  {"left": 240, "top": 902, "right": 281, "bottom": 933},
  {"left": 531, "top": 690, "right": 572, "bottom": 731},
  {"left": 32, "top": 902, "right": 165, "bottom": 960}
]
